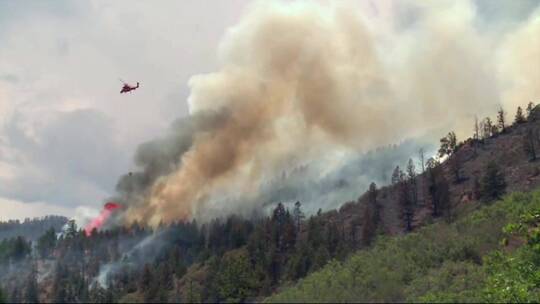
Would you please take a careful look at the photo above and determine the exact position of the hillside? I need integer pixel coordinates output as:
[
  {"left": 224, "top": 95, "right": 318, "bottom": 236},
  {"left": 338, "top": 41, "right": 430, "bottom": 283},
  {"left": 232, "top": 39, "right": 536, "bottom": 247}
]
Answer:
[
  {"left": 0, "top": 105, "right": 539, "bottom": 303},
  {"left": 319, "top": 105, "right": 540, "bottom": 240},
  {"left": 0, "top": 216, "right": 68, "bottom": 241},
  {"left": 264, "top": 106, "right": 540, "bottom": 302},
  {"left": 266, "top": 189, "right": 540, "bottom": 302}
]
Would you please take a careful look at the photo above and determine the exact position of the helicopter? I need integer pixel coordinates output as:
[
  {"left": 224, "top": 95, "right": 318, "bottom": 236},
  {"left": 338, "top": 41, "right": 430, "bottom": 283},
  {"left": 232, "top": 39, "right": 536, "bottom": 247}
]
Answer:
[{"left": 119, "top": 78, "right": 140, "bottom": 94}]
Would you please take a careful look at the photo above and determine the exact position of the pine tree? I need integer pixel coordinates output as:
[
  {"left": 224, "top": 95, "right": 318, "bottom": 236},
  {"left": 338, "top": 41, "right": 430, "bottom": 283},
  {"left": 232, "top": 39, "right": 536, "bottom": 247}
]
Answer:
[
  {"left": 396, "top": 168, "right": 414, "bottom": 232},
  {"left": 515, "top": 106, "right": 526, "bottom": 124},
  {"left": 473, "top": 116, "right": 480, "bottom": 155},
  {"left": 391, "top": 166, "right": 401, "bottom": 185},
  {"left": 527, "top": 102, "right": 535, "bottom": 120},
  {"left": 361, "top": 182, "right": 380, "bottom": 246},
  {"left": 11, "top": 236, "right": 30, "bottom": 261},
  {"left": 438, "top": 131, "right": 457, "bottom": 158},
  {"left": 426, "top": 161, "right": 450, "bottom": 218},
  {"left": 497, "top": 107, "right": 506, "bottom": 133},
  {"left": 480, "top": 161, "right": 507, "bottom": 201},
  {"left": 407, "top": 158, "right": 418, "bottom": 206},
  {"left": 37, "top": 227, "right": 57, "bottom": 258},
  {"left": 292, "top": 201, "right": 305, "bottom": 231}
]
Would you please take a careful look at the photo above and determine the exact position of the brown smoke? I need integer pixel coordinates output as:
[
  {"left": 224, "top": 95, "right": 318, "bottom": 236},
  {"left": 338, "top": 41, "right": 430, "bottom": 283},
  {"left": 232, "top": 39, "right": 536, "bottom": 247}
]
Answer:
[{"left": 121, "top": 1, "right": 540, "bottom": 226}]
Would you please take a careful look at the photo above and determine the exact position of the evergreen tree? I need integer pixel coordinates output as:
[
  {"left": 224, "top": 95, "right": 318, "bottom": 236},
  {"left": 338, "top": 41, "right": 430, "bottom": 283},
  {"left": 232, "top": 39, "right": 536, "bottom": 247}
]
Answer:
[
  {"left": 292, "top": 201, "right": 305, "bottom": 231},
  {"left": 368, "top": 182, "right": 379, "bottom": 217},
  {"left": 397, "top": 168, "right": 414, "bottom": 232},
  {"left": 438, "top": 131, "right": 457, "bottom": 158},
  {"left": 426, "top": 161, "right": 450, "bottom": 218},
  {"left": 391, "top": 166, "right": 401, "bottom": 185},
  {"left": 497, "top": 107, "right": 506, "bottom": 133},
  {"left": 480, "top": 161, "right": 507, "bottom": 201},
  {"left": 12, "top": 236, "right": 30, "bottom": 261},
  {"left": 473, "top": 116, "right": 480, "bottom": 156},
  {"left": 407, "top": 158, "right": 418, "bottom": 207},
  {"left": 37, "top": 227, "right": 57, "bottom": 258},
  {"left": 515, "top": 106, "right": 526, "bottom": 124},
  {"left": 361, "top": 182, "right": 380, "bottom": 246},
  {"left": 527, "top": 102, "right": 535, "bottom": 120}
]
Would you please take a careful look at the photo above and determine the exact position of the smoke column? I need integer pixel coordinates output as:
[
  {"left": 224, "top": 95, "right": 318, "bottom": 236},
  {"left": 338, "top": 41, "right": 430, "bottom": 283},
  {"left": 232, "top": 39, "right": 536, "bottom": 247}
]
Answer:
[{"left": 113, "top": 0, "right": 540, "bottom": 226}]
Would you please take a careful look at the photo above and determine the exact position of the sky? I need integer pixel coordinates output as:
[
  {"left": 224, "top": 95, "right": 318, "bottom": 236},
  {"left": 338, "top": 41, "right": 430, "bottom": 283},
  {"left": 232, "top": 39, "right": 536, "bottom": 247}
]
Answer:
[
  {"left": 0, "top": 0, "right": 538, "bottom": 221},
  {"left": 0, "top": 0, "right": 250, "bottom": 220}
]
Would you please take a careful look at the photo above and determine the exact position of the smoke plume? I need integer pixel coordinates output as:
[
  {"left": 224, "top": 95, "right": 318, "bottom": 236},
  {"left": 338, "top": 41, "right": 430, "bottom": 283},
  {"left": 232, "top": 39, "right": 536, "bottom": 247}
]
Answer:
[{"left": 114, "top": 0, "right": 540, "bottom": 226}]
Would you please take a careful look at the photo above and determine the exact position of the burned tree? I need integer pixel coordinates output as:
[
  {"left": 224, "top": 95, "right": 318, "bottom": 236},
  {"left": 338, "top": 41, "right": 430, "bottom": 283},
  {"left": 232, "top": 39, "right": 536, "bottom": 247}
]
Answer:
[
  {"left": 418, "top": 148, "right": 426, "bottom": 174},
  {"left": 483, "top": 117, "right": 494, "bottom": 138}
]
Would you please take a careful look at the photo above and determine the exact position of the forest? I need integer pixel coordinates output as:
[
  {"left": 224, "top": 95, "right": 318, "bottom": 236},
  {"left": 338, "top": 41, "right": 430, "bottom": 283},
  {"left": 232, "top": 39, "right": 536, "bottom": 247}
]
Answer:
[{"left": 0, "top": 103, "right": 538, "bottom": 303}]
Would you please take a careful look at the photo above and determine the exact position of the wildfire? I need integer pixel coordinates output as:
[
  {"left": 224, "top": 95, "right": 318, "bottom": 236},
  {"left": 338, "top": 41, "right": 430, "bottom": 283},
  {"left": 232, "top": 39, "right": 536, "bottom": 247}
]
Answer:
[{"left": 84, "top": 202, "right": 122, "bottom": 236}]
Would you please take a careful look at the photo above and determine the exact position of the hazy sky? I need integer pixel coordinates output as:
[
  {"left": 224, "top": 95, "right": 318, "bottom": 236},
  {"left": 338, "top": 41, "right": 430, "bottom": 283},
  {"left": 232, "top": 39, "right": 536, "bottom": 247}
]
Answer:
[
  {"left": 0, "top": 0, "right": 538, "bottom": 221},
  {"left": 0, "top": 0, "right": 251, "bottom": 220}
]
